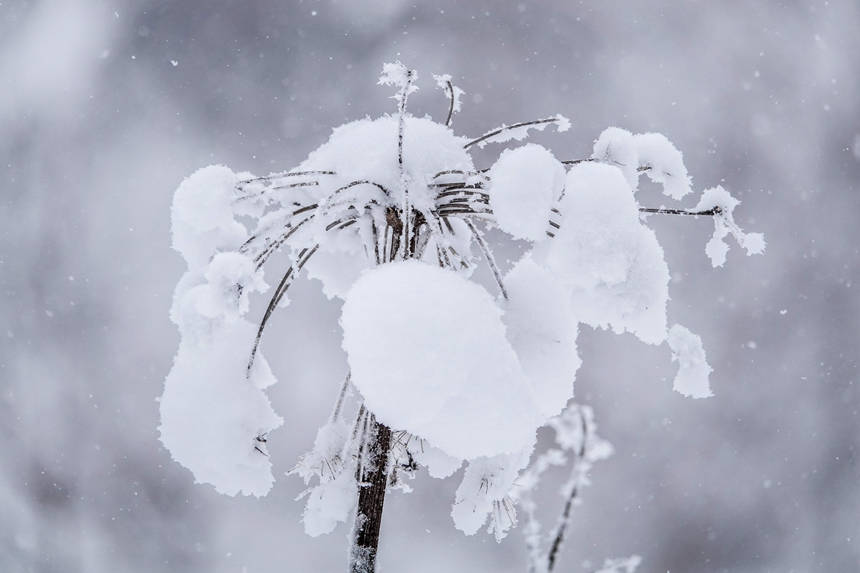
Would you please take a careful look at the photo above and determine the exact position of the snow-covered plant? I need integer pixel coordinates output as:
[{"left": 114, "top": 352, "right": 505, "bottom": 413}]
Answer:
[{"left": 160, "top": 62, "right": 764, "bottom": 572}]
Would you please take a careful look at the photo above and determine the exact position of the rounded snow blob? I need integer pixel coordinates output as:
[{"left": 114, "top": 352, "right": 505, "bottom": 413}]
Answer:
[{"left": 340, "top": 260, "right": 541, "bottom": 460}]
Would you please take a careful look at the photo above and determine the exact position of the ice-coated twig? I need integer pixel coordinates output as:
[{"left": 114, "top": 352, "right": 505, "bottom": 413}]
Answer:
[
  {"left": 246, "top": 244, "right": 320, "bottom": 375},
  {"left": 434, "top": 74, "right": 464, "bottom": 127},
  {"left": 464, "top": 218, "right": 508, "bottom": 300},
  {"left": 330, "top": 372, "right": 352, "bottom": 423},
  {"left": 639, "top": 206, "right": 721, "bottom": 217},
  {"left": 464, "top": 115, "right": 570, "bottom": 149},
  {"left": 237, "top": 169, "right": 336, "bottom": 190}
]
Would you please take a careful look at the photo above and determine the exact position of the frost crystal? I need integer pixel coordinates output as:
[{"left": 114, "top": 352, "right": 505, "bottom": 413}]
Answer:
[{"left": 433, "top": 73, "right": 464, "bottom": 118}]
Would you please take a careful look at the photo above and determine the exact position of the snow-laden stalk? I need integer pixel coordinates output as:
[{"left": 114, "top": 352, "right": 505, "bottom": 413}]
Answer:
[{"left": 161, "top": 62, "right": 763, "bottom": 573}]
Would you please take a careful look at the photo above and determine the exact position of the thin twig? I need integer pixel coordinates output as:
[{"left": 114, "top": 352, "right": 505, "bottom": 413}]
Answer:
[
  {"left": 464, "top": 218, "right": 508, "bottom": 300},
  {"left": 444, "top": 80, "right": 455, "bottom": 127},
  {"left": 639, "top": 206, "right": 720, "bottom": 217},
  {"left": 237, "top": 170, "right": 336, "bottom": 189},
  {"left": 545, "top": 407, "right": 589, "bottom": 572},
  {"left": 330, "top": 372, "right": 352, "bottom": 423},
  {"left": 246, "top": 244, "right": 319, "bottom": 375},
  {"left": 464, "top": 116, "right": 563, "bottom": 149}
]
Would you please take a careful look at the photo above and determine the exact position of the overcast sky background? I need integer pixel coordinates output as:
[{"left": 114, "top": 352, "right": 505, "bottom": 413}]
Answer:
[{"left": 1, "top": 1, "right": 858, "bottom": 571}]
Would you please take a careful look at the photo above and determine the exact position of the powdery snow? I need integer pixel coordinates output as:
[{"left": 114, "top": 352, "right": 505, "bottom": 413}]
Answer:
[
  {"left": 171, "top": 165, "right": 247, "bottom": 268},
  {"left": 408, "top": 439, "right": 463, "bottom": 479},
  {"left": 592, "top": 127, "right": 692, "bottom": 199},
  {"left": 160, "top": 316, "right": 283, "bottom": 496},
  {"left": 433, "top": 73, "right": 464, "bottom": 116},
  {"left": 488, "top": 144, "right": 565, "bottom": 241},
  {"left": 473, "top": 114, "right": 570, "bottom": 148},
  {"left": 340, "top": 260, "right": 542, "bottom": 460},
  {"left": 667, "top": 324, "right": 713, "bottom": 398},
  {"left": 161, "top": 165, "right": 283, "bottom": 497},
  {"left": 299, "top": 115, "right": 473, "bottom": 211},
  {"left": 534, "top": 162, "right": 670, "bottom": 345},
  {"left": 695, "top": 186, "right": 766, "bottom": 267},
  {"left": 634, "top": 132, "right": 692, "bottom": 200},
  {"left": 503, "top": 255, "right": 580, "bottom": 418},
  {"left": 451, "top": 447, "right": 533, "bottom": 540},
  {"left": 300, "top": 469, "right": 357, "bottom": 537}
]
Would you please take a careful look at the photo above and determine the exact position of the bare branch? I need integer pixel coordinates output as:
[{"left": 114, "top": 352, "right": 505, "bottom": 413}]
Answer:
[
  {"left": 464, "top": 218, "right": 508, "bottom": 300},
  {"left": 545, "top": 408, "right": 589, "bottom": 572},
  {"left": 639, "top": 206, "right": 721, "bottom": 217},
  {"left": 246, "top": 244, "right": 319, "bottom": 376},
  {"left": 444, "top": 80, "right": 455, "bottom": 126},
  {"left": 464, "top": 116, "right": 567, "bottom": 149}
]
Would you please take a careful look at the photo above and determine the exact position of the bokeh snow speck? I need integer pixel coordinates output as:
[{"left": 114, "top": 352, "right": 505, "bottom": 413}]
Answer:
[{"left": 1, "top": 1, "right": 859, "bottom": 572}]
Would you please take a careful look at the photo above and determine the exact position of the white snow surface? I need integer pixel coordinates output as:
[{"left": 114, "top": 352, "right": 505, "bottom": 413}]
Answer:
[
  {"left": 451, "top": 447, "right": 533, "bottom": 540},
  {"left": 340, "top": 260, "right": 542, "bottom": 460},
  {"left": 298, "top": 115, "right": 473, "bottom": 212},
  {"left": 634, "top": 132, "right": 692, "bottom": 200},
  {"left": 592, "top": 127, "right": 692, "bottom": 199},
  {"left": 695, "top": 186, "right": 766, "bottom": 267},
  {"left": 171, "top": 165, "right": 247, "bottom": 268},
  {"left": 160, "top": 317, "right": 282, "bottom": 497},
  {"left": 667, "top": 324, "right": 713, "bottom": 398},
  {"left": 433, "top": 73, "right": 464, "bottom": 115},
  {"left": 474, "top": 114, "right": 570, "bottom": 148},
  {"left": 534, "top": 162, "right": 670, "bottom": 345},
  {"left": 300, "top": 469, "right": 356, "bottom": 537},
  {"left": 378, "top": 61, "right": 417, "bottom": 103},
  {"left": 161, "top": 165, "right": 284, "bottom": 497},
  {"left": 488, "top": 144, "right": 565, "bottom": 241},
  {"left": 409, "top": 440, "right": 463, "bottom": 479},
  {"left": 503, "top": 255, "right": 580, "bottom": 418}
]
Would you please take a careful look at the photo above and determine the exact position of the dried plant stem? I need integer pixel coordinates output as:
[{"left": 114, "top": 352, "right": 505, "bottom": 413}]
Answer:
[
  {"left": 464, "top": 116, "right": 564, "bottom": 149},
  {"left": 545, "top": 408, "right": 588, "bottom": 572},
  {"left": 464, "top": 218, "right": 508, "bottom": 300},
  {"left": 443, "top": 79, "right": 455, "bottom": 126},
  {"left": 349, "top": 418, "right": 392, "bottom": 573}
]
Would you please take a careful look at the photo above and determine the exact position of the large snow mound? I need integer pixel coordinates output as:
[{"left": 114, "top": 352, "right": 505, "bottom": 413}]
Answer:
[
  {"left": 340, "top": 260, "right": 542, "bottom": 460},
  {"left": 534, "top": 162, "right": 670, "bottom": 345},
  {"left": 299, "top": 115, "right": 474, "bottom": 211},
  {"left": 488, "top": 143, "right": 565, "bottom": 241},
  {"left": 503, "top": 255, "right": 580, "bottom": 419},
  {"left": 160, "top": 316, "right": 283, "bottom": 497}
]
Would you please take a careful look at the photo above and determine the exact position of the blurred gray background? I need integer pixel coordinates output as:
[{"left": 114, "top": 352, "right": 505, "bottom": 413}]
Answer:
[{"left": 1, "top": 1, "right": 858, "bottom": 571}]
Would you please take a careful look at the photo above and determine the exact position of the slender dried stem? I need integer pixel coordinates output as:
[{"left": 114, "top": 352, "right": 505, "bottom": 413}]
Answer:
[
  {"left": 444, "top": 79, "right": 455, "bottom": 126},
  {"left": 545, "top": 408, "right": 589, "bottom": 572},
  {"left": 464, "top": 218, "right": 508, "bottom": 300},
  {"left": 464, "top": 116, "right": 564, "bottom": 149},
  {"left": 246, "top": 244, "right": 319, "bottom": 375}
]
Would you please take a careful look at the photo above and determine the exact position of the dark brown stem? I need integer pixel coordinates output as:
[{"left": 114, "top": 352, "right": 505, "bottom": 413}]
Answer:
[{"left": 349, "top": 419, "right": 392, "bottom": 573}]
